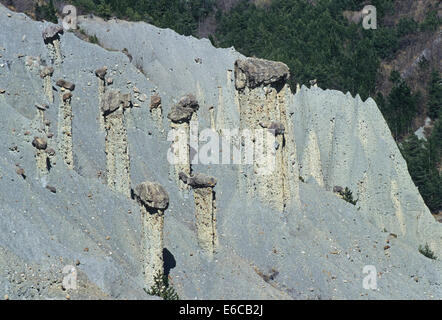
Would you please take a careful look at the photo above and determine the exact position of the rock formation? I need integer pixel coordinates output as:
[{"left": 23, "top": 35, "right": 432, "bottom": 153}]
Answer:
[
  {"left": 235, "top": 57, "right": 300, "bottom": 212},
  {"left": 95, "top": 66, "right": 108, "bottom": 130},
  {"left": 102, "top": 90, "right": 131, "bottom": 197},
  {"left": 42, "top": 25, "right": 63, "bottom": 64},
  {"left": 56, "top": 79, "right": 74, "bottom": 169},
  {"left": 235, "top": 58, "right": 290, "bottom": 91},
  {"left": 0, "top": 6, "right": 441, "bottom": 300},
  {"left": 150, "top": 93, "right": 164, "bottom": 132},
  {"left": 133, "top": 181, "right": 169, "bottom": 288},
  {"left": 180, "top": 172, "right": 218, "bottom": 255},
  {"left": 39, "top": 66, "right": 54, "bottom": 103},
  {"left": 32, "top": 136, "right": 49, "bottom": 176},
  {"left": 167, "top": 94, "right": 199, "bottom": 190}
]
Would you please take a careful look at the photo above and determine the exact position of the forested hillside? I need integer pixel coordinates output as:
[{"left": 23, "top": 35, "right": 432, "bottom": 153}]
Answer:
[{"left": 2, "top": 0, "right": 441, "bottom": 214}]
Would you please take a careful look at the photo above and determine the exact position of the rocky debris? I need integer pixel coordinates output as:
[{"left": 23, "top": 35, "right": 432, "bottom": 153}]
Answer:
[
  {"left": 388, "top": 233, "right": 398, "bottom": 240},
  {"left": 102, "top": 91, "right": 131, "bottom": 115},
  {"left": 122, "top": 48, "right": 133, "bottom": 62},
  {"left": 333, "top": 186, "right": 344, "bottom": 194},
  {"left": 259, "top": 121, "right": 285, "bottom": 135},
  {"left": 46, "top": 148, "right": 56, "bottom": 156},
  {"left": 39, "top": 66, "right": 54, "bottom": 78},
  {"left": 138, "top": 93, "right": 147, "bottom": 102},
  {"left": 25, "top": 55, "right": 39, "bottom": 68},
  {"left": 95, "top": 67, "right": 107, "bottom": 80},
  {"left": 121, "top": 93, "right": 131, "bottom": 108},
  {"left": 167, "top": 94, "right": 199, "bottom": 123},
  {"left": 179, "top": 172, "right": 217, "bottom": 188},
  {"left": 133, "top": 182, "right": 169, "bottom": 210},
  {"left": 15, "top": 167, "right": 25, "bottom": 178},
  {"left": 102, "top": 91, "right": 121, "bottom": 115},
  {"left": 32, "top": 137, "right": 47, "bottom": 150},
  {"left": 46, "top": 185, "right": 56, "bottom": 193},
  {"left": 56, "top": 79, "right": 75, "bottom": 91},
  {"left": 42, "top": 25, "right": 63, "bottom": 44},
  {"left": 150, "top": 94, "right": 161, "bottom": 109},
  {"left": 234, "top": 57, "right": 290, "bottom": 90},
  {"left": 34, "top": 103, "right": 48, "bottom": 111}
]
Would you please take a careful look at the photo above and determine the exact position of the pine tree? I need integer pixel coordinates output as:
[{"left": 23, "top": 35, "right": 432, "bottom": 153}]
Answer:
[
  {"left": 428, "top": 71, "right": 441, "bottom": 120},
  {"left": 145, "top": 271, "right": 179, "bottom": 300},
  {"left": 35, "top": 0, "right": 58, "bottom": 23}
]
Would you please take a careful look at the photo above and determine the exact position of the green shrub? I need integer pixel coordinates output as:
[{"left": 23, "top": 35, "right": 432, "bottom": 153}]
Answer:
[
  {"left": 342, "top": 187, "right": 358, "bottom": 206},
  {"left": 420, "top": 10, "right": 440, "bottom": 32},
  {"left": 419, "top": 243, "right": 437, "bottom": 260},
  {"left": 97, "top": 0, "right": 112, "bottom": 20},
  {"left": 88, "top": 34, "right": 99, "bottom": 45},
  {"left": 397, "top": 17, "right": 418, "bottom": 37},
  {"left": 145, "top": 271, "right": 179, "bottom": 300},
  {"left": 428, "top": 71, "right": 441, "bottom": 120}
]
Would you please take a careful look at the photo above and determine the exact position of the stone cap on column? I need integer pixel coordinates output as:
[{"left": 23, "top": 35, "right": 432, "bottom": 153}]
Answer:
[
  {"left": 234, "top": 57, "right": 289, "bottom": 91},
  {"left": 56, "top": 79, "right": 75, "bottom": 91},
  {"left": 32, "top": 137, "right": 47, "bottom": 150},
  {"left": 95, "top": 67, "right": 108, "bottom": 80},
  {"left": 179, "top": 172, "right": 217, "bottom": 189},
  {"left": 134, "top": 181, "right": 169, "bottom": 210},
  {"left": 167, "top": 94, "right": 199, "bottom": 123},
  {"left": 42, "top": 25, "right": 64, "bottom": 44},
  {"left": 39, "top": 66, "right": 54, "bottom": 78}
]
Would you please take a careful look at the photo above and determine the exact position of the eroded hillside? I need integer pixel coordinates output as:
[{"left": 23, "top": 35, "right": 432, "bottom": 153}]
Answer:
[{"left": 0, "top": 4, "right": 441, "bottom": 299}]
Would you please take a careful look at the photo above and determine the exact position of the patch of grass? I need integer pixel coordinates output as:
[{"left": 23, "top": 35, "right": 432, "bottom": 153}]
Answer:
[
  {"left": 419, "top": 243, "right": 437, "bottom": 260},
  {"left": 145, "top": 271, "right": 179, "bottom": 300}
]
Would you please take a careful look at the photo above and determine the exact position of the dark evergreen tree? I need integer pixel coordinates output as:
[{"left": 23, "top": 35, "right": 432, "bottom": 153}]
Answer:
[
  {"left": 35, "top": 0, "right": 58, "bottom": 23},
  {"left": 428, "top": 71, "right": 441, "bottom": 120}
]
